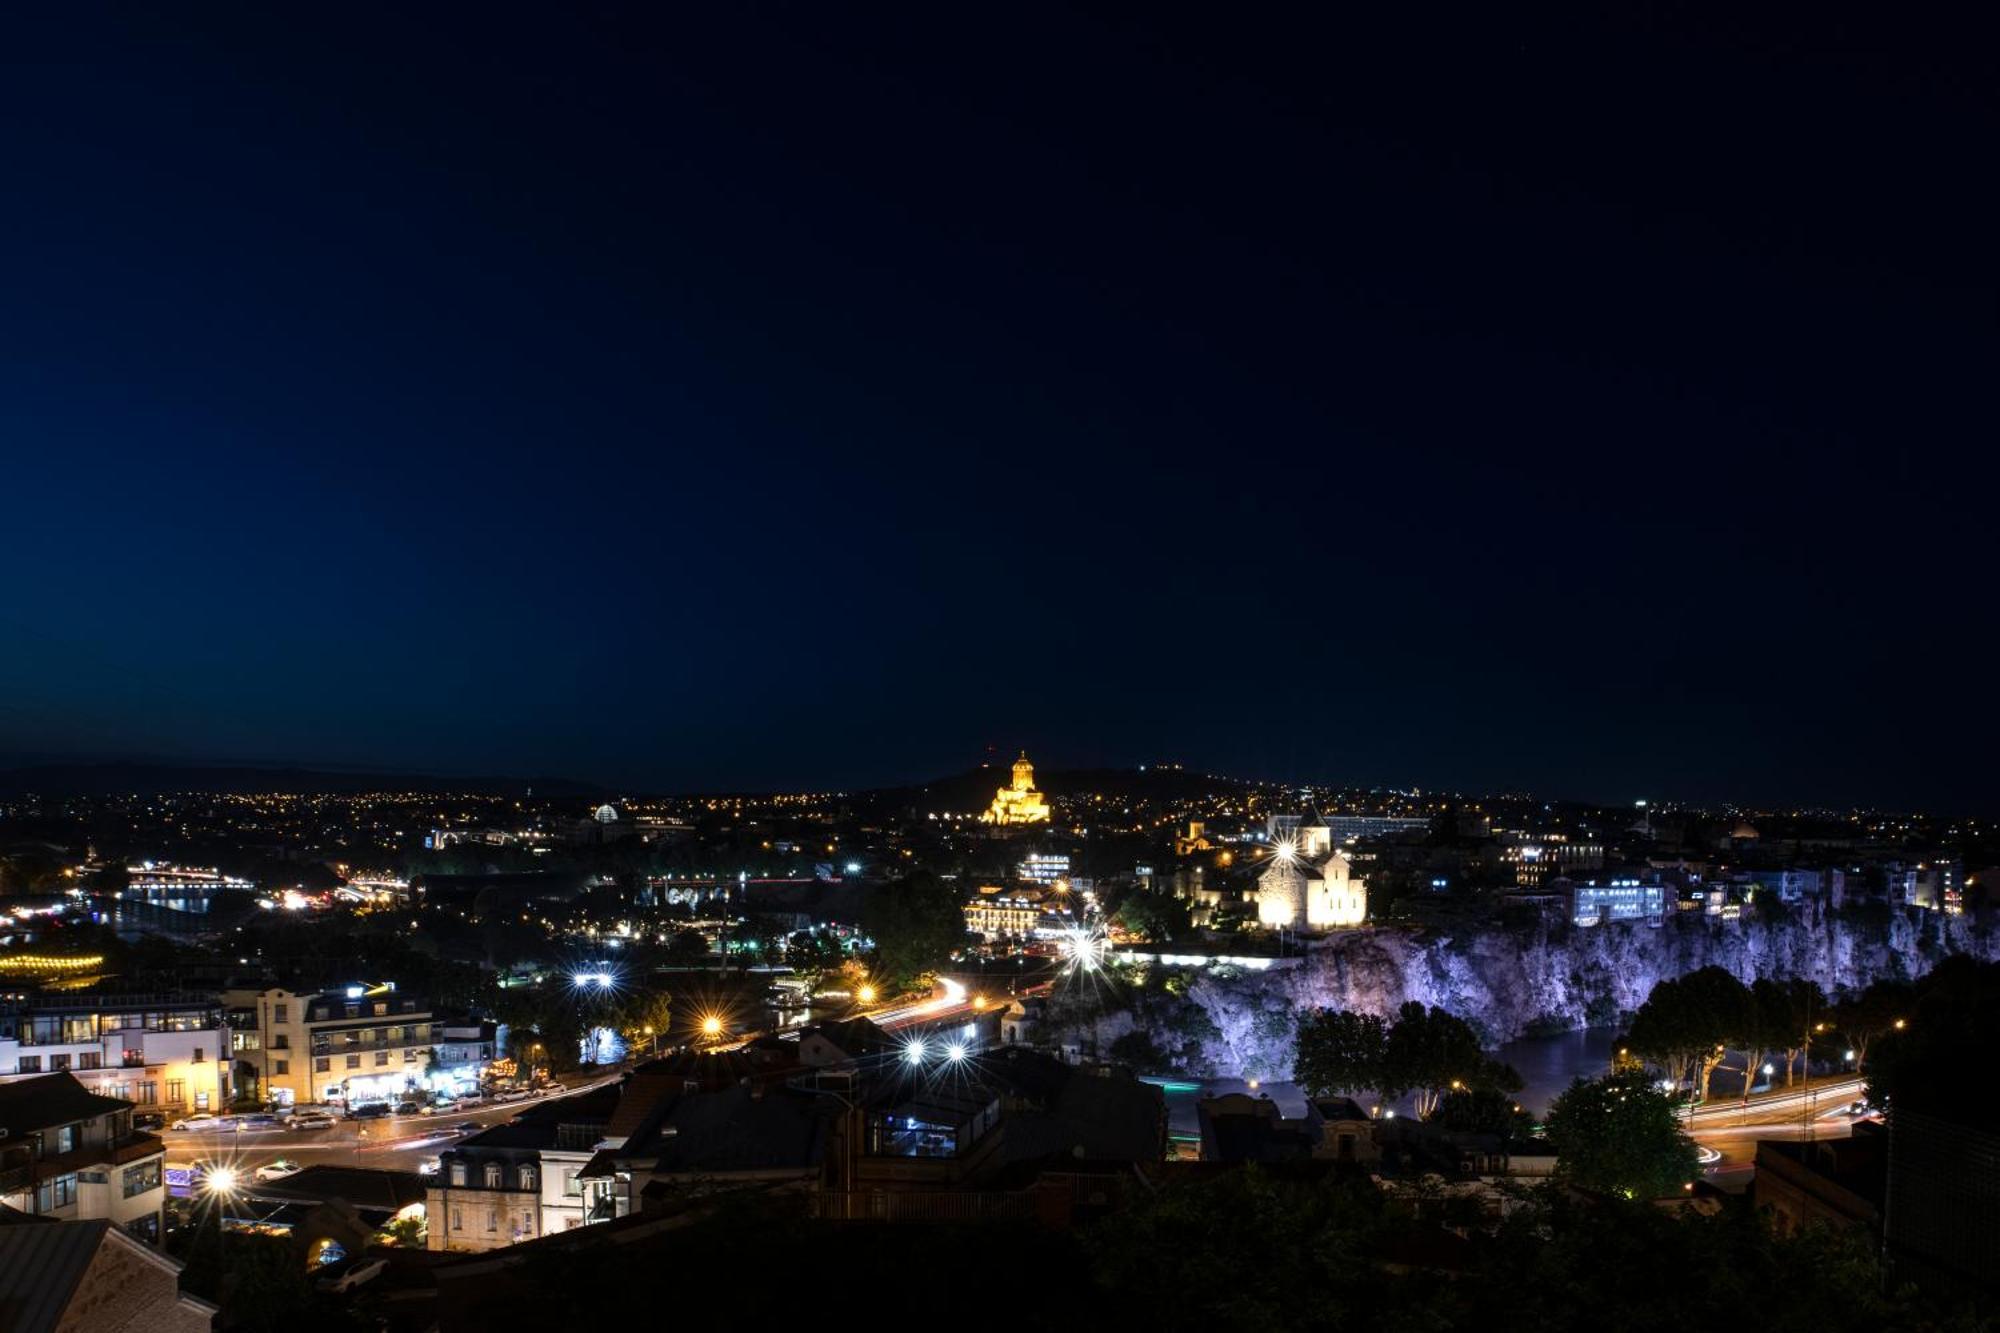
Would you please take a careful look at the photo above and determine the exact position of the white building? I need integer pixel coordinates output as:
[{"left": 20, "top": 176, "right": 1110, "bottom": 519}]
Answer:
[
  {"left": 0, "top": 1074, "right": 169, "bottom": 1246},
  {"left": 0, "top": 991, "right": 229, "bottom": 1120},
  {"left": 1256, "top": 838, "right": 1367, "bottom": 930},
  {"left": 1565, "top": 878, "right": 1666, "bottom": 926}
]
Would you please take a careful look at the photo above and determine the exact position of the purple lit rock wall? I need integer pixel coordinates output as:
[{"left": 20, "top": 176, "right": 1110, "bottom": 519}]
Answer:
[{"left": 1070, "top": 903, "right": 1997, "bottom": 1081}]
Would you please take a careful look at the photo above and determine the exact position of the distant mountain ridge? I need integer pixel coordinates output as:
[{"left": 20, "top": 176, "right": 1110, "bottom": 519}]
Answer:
[{"left": 0, "top": 761, "right": 607, "bottom": 799}]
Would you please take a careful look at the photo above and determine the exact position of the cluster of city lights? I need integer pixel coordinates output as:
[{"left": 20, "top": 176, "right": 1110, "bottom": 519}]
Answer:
[
  {"left": 901, "top": 1035, "right": 972, "bottom": 1066},
  {"left": 1057, "top": 922, "right": 1109, "bottom": 976}
]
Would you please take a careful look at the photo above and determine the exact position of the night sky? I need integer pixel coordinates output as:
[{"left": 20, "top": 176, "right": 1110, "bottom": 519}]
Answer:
[{"left": 2, "top": 5, "right": 1994, "bottom": 807}]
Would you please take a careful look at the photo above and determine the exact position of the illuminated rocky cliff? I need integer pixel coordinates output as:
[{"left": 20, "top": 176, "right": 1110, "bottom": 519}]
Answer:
[{"left": 1070, "top": 902, "right": 1998, "bottom": 1082}]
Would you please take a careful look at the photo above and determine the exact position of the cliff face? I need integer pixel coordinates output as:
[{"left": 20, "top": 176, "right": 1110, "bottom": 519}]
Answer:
[{"left": 1089, "top": 904, "right": 1998, "bottom": 1081}]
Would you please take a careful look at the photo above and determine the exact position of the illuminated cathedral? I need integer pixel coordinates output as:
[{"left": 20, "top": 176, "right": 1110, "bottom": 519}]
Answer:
[{"left": 982, "top": 751, "right": 1051, "bottom": 825}]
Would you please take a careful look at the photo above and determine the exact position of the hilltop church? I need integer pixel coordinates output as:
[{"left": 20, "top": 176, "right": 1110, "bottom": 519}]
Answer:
[
  {"left": 1255, "top": 813, "right": 1367, "bottom": 929},
  {"left": 981, "top": 751, "right": 1051, "bottom": 826}
]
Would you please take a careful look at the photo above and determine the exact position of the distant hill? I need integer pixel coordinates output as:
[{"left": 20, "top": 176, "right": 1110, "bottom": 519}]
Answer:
[{"left": 0, "top": 762, "right": 607, "bottom": 799}]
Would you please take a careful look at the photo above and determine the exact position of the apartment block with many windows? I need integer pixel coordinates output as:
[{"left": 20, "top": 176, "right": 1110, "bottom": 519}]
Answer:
[
  {"left": 0, "top": 991, "right": 229, "bottom": 1119},
  {"left": 223, "top": 982, "right": 486, "bottom": 1107}
]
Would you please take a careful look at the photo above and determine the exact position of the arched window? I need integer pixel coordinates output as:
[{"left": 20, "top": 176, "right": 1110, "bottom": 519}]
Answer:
[
  {"left": 484, "top": 1162, "right": 502, "bottom": 1188},
  {"left": 520, "top": 1165, "right": 537, "bottom": 1191}
]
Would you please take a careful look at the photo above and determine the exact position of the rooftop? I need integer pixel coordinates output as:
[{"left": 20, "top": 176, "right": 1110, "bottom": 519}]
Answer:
[{"left": 0, "top": 1074, "right": 129, "bottom": 1137}]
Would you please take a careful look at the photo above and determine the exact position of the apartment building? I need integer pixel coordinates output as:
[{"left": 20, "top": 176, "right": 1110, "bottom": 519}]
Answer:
[
  {"left": 223, "top": 982, "right": 487, "bottom": 1108},
  {"left": 0, "top": 990, "right": 229, "bottom": 1119},
  {"left": 0, "top": 1074, "right": 169, "bottom": 1245}
]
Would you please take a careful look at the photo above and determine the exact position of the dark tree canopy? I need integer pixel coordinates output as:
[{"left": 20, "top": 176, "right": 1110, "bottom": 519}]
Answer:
[
  {"left": 1544, "top": 1070, "right": 1700, "bottom": 1199},
  {"left": 860, "top": 871, "right": 969, "bottom": 987},
  {"left": 1294, "top": 1003, "right": 1517, "bottom": 1118}
]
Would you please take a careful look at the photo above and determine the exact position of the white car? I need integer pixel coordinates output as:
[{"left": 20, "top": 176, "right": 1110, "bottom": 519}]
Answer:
[
  {"left": 289, "top": 1111, "right": 336, "bottom": 1130},
  {"left": 171, "top": 1113, "right": 219, "bottom": 1131},
  {"left": 254, "top": 1159, "right": 302, "bottom": 1182}
]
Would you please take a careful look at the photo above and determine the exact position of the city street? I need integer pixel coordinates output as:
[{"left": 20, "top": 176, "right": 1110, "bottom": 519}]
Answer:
[
  {"left": 1685, "top": 1075, "right": 1873, "bottom": 1190},
  {"left": 161, "top": 1071, "right": 628, "bottom": 1179}
]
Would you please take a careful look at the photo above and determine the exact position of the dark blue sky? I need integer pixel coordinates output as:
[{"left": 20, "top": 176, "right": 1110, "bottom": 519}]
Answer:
[{"left": 1, "top": 4, "right": 1994, "bottom": 806}]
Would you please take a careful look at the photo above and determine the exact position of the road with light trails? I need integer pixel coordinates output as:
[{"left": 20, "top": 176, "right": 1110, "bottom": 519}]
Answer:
[
  {"left": 1680, "top": 1075, "right": 1864, "bottom": 1130},
  {"left": 176, "top": 980, "right": 1050, "bottom": 1180},
  {"left": 1684, "top": 1077, "right": 1874, "bottom": 1192},
  {"left": 162, "top": 1069, "right": 630, "bottom": 1178}
]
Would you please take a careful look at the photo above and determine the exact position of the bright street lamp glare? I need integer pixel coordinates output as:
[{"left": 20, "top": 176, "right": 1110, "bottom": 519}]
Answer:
[
  {"left": 903, "top": 1039, "right": 927, "bottom": 1065},
  {"left": 700, "top": 1016, "right": 723, "bottom": 1037},
  {"left": 571, "top": 972, "right": 591, "bottom": 988},
  {"left": 205, "top": 1166, "right": 238, "bottom": 1194},
  {"left": 857, "top": 985, "right": 877, "bottom": 1004},
  {"left": 945, "top": 1043, "right": 967, "bottom": 1062}
]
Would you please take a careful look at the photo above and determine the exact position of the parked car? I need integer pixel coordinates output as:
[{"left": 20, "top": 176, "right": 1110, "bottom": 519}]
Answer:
[
  {"left": 254, "top": 1158, "right": 302, "bottom": 1182},
  {"left": 453, "top": 1121, "right": 480, "bottom": 1135},
  {"left": 395, "top": 1101, "right": 422, "bottom": 1117},
  {"left": 170, "top": 1113, "right": 218, "bottom": 1131},
  {"left": 236, "top": 1113, "right": 283, "bottom": 1131},
  {"left": 133, "top": 1112, "right": 166, "bottom": 1131},
  {"left": 346, "top": 1103, "right": 392, "bottom": 1120},
  {"left": 289, "top": 1111, "right": 337, "bottom": 1130}
]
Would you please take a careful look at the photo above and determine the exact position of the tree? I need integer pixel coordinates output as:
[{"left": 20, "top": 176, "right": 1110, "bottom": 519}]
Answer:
[
  {"left": 860, "top": 872, "right": 969, "bottom": 987},
  {"left": 663, "top": 929, "right": 710, "bottom": 964},
  {"left": 378, "top": 1213, "right": 428, "bottom": 1247},
  {"left": 1867, "top": 958, "right": 2000, "bottom": 1122},
  {"left": 1294, "top": 1003, "right": 1514, "bottom": 1119},
  {"left": 1625, "top": 967, "right": 1751, "bottom": 1101},
  {"left": 783, "top": 929, "right": 845, "bottom": 997},
  {"left": 1834, "top": 977, "right": 1914, "bottom": 1072},
  {"left": 1292, "top": 1009, "right": 1388, "bottom": 1098},
  {"left": 613, "top": 988, "right": 673, "bottom": 1053},
  {"left": 1113, "top": 891, "right": 1192, "bottom": 943},
  {"left": 1430, "top": 1086, "right": 1535, "bottom": 1137},
  {"left": 1379, "top": 1002, "right": 1513, "bottom": 1120},
  {"left": 1543, "top": 1070, "right": 1700, "bottom": 1199},
  {"left": 1751, "top": 977, "right": 1827, "bottom": 1087}
]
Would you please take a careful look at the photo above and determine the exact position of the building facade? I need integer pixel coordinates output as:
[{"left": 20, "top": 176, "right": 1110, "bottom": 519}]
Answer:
[
  {"left": 0, "top": 1074, "right": 168, "bottom": 1246},
  {"left": 0, "top": 991, "right": 229, "bottom": 1120},
  {"left": 1256, "top": 845, "right": 1367, "bottom": 929},
  {"left": 963, "top": 889, "right": 1044, "bottom": 941},
  {"left": 223, "top": 983, "right": 485, "bottom": 1108},
  {"left": 1566, "top": 878, "right": 1667, "bottom": 926}
]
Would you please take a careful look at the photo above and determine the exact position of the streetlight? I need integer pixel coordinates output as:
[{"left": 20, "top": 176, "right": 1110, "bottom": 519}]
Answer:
[
  {"left": 204, "top": 1165, "right": 239, "bottom": 1197},
  {"left": 700, "top": 1015, "right": 723, "bottom": 1041},
  {"left": 903, "top": 1038, "right": 927, "bottom": 1066},
  {"left": 857, "top": 984, "right": 877, "bottom": 1005}
]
